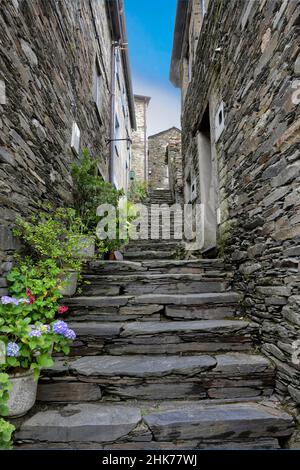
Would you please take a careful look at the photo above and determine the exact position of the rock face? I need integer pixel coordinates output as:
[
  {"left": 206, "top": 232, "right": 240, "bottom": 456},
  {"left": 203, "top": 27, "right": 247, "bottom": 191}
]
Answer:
[
  {"left": 14, "top": 191, "right": 295, "bottom": 449},
  {"left": 171, "top": 0, "right": 300, "bottom": 403}
]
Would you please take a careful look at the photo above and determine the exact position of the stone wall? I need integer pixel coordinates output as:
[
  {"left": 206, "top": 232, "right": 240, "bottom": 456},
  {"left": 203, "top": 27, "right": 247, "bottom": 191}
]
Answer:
[
  {"left": 181, "top": 0, "right": 300, "bottom": 404},
  {"left": 167, "top": 133, "right": 183, "bottom": 202},
  {"left": 131, "top": 95, "right": 150, "bottom": 183},
  {"left": 148, "top": 127, "right": 181, "bottom": 190},
  {"left": 0, "top": 0, "right": 113, "bottom": 291}
]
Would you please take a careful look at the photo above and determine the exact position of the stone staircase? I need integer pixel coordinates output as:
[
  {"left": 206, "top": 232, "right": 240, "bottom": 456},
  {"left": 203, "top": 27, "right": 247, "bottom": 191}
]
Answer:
[
  {"left": 13, "top": 190, "right": 295, "bottom": 449},
  {"left": 125, "top": 189, "right": 183, "bottom": 260}
]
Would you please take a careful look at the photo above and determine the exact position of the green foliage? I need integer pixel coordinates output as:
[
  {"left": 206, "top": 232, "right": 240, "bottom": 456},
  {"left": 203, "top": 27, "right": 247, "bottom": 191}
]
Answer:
[
  {"left": 13, "top": 207, "right": 84, "bottom": 271},
  {"left": 128, "top": 181, "right": 148, "bottom": 204},
  {"left": 0, "top": 418, "right": 15, "bottom": 450},
  {"left": 72, "top": 149, "right": 135, "bottom": 253},
  {"left": 71, "top": 149, "right": 124, "bottom": 234},
  {"left": 0, "top": 373, "right": 11, "bottom": 417},
  {"left": 7, "top": 259, "right": 63, "bottom": 323},
  {"left": 0, "top": 301, "right": 73, "bottom": 376},
  {"left": 0, "top": 372, "right": 15, "bottom": 449}
]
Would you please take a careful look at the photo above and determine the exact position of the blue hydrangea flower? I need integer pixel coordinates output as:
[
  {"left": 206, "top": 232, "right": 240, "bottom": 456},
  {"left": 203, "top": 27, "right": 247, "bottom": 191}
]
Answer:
[
  {"left": 64, "top": 328, "right": 76, "bottom": 340},
  {"left": 7, "top": 342, "right": 20, "bottom": 357},
  {"left": 29, "top": 329, "right": 42, "bottom": 338},
  {"left": 1, "top": 296, "right": 19, "bottom": 305},
  {"left": 19, "top": 298, "right": 30, "bottom": 304},
  {"left": 52, "top": 320, "right": 68, "bottom": 335}
]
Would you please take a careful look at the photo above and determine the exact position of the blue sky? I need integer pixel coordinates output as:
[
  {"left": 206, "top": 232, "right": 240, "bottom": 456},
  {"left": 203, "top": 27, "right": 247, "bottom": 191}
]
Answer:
[{"left": 125, "top": 0, "right": 181, "bottom": 135}]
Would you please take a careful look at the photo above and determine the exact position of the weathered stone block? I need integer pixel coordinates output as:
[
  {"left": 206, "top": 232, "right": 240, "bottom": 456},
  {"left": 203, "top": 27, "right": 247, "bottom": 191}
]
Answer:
[
  {"left": 0, "top": 226, "right": 20, "bottom": 250},
  {"left": 144, "top": 403, "right": 294, "bottom": 441},
  {"left": 16, "top": 404, "right": 142, "bottom": 443},
  {"left": 0, "top": 147, "right": 16, "bottom": 166}
]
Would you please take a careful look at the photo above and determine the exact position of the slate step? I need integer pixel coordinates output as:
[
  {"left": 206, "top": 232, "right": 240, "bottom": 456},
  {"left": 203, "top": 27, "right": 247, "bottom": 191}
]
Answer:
[
  {"left": 124, "top": 250, "right": 175, "bottom": 260},
  {"left": 64, "top": 292, "right": 241, "bottom": 322},
  {"left": 81, "top": 274, "right": 229, "bottom": 296},
  {"left": 125, "top": 241, "right": 183, "bottom": 252},
  {"left": 85, "top": 259, "right": 228, "bottom": 276},
  {"left": 37, "top": 353, "right": 274, "bottom": 402},
  {"left": 65, "top": 319, "right": 258, "bottom": 356},
  {"left": 142, "top": 402, "right": 294, "bottom": 443},
  {"left": 14, "top": 401, "right": 294, "bottom": 449}
]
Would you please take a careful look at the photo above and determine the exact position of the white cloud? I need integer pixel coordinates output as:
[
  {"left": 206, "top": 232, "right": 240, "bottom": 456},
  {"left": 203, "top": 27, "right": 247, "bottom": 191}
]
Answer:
[{"left": 133, "top": 76, "right": 181, "bottom": 136}]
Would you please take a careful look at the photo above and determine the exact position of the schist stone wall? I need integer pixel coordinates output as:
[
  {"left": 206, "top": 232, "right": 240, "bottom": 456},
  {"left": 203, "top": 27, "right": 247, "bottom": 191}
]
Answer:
[
  {"left": 148, "top": 127, "right": 181, "bottom": 191},
  {"left": 0, "top": 0, "right": 112, "bottom": 292},
  {"left": 131, "top": 95, "right": 150, "bottom": 183},
  {"left": 167, "top": 133, "right": 183, "bottom": 202},
  {"left": 181, "top": 0, "right": 300, "bottom": 404}
]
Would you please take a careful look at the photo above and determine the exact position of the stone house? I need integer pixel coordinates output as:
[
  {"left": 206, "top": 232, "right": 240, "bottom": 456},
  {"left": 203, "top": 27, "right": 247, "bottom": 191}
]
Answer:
[
  {"left": 170, "top": 0, "right": 300, "bottom": 405},
  {"left": 148, "top": 127, "right": 181, "bottom": 191},
  {"left": 0, "top": 0, "right": 136, "bottom": 292},
  {"left": 130, "top": 94, "right": 151, "bottom": 184}
]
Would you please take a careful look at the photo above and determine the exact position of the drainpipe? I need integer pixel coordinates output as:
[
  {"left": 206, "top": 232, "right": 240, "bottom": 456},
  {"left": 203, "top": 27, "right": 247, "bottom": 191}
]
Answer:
[{"left": 109, "top": 43, "right": 118, "bottom": 185}]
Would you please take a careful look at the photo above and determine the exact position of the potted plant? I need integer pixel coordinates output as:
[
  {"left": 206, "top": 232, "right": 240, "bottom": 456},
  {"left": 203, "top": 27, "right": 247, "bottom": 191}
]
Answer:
[
  {"left": 0, "top": 294, "right": 76, "bottom": 418},
  {"left": 53, "top": 206, "right": 96, "bottom": 260},
  {"left": 13, "top": 207, "right": 85, "bottom": 296},
  {"left": 7, "top": 258, "right": 63, "bottom": 320},
  {"left": 128, "top": 180, "right": 148, "bottom": 204},
  {"left": 71, "top": 149, "right": 126, "bottom": 259}
]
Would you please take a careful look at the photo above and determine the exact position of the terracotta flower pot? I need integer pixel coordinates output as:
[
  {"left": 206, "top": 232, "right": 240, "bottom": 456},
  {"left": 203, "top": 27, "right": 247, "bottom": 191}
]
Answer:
[
  {"left": 7, "top": 369, "right": 37, "bottom": 418},
  {"left": 108, "top": 251, "right": 123, "bottom": 261}
]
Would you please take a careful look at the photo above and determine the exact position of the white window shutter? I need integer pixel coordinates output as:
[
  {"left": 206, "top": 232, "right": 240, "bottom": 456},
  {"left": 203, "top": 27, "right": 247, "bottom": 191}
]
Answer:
[{"left": 71, "top": 121, "right": 80, "bottom": 154}]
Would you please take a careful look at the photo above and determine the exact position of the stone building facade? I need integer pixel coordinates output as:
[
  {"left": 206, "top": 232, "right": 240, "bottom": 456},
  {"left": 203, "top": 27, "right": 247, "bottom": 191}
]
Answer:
[
  {"left": 0, "top": 0, "right": 136, "bottom": 292},
  {"left": 148, "top": 127, "right": 181, "bottom": 191},
  {"left": 166, "top": 132, "right": 183, "bottom": 202},
  {"left": 130, "top": 95, "right": 151, "bottom": 183},
  {"left": 170, "top": 0, "right": 300, "bottom": 405}
]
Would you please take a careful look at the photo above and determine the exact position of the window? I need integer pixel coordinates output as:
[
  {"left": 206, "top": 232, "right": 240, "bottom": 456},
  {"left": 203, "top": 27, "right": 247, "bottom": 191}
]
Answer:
[
  {"left": 125, "top": 160, "right": 129, "bottom": 192},
  {"left": 94, "top": 57, "right": 103, "bottom": 121},
  {"left": 0, "top": 80, "right": 6, "bottom": 104},
  {"left": 71, "top": 121, "right": 80, "bottom": 155},
  {"left": 191, "top": 177, "right": 197, "bottom": 202},
  {"left": 188, "top": 57, "right": 192, "bottom": 83},
  {"left": 126, "top": 127, "right": 130, "bottom": 150},
  {"left": 215, "top": 101, "right": 225, "bottom": 142},
  {"left": 186, "top": 168, "right": 197, "bottom": 203},
  {"left": 114, "top": 115, "right": 120, "bottom": 157},
  {"left": 116, "top": 51, "right": 121, "bottom": 91}
]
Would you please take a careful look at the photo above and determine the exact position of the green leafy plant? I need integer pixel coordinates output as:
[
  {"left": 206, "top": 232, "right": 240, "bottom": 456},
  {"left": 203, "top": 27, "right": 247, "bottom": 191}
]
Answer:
[
  {"left": 128, "top": 180, "right": 148, "bottom": 203},
  {"left": 13, "top": 207, "right": 84, "bottom": 271},
  {"left": 0, "top": 372, "right": 15, "bottom": 449},
  {"left": 72, "top": 149, "right": 135, "bottom": 254},
  {"left": 0, "top": 373, "right": 11, "bottom": 417},
  {"left": 71, "top": 149, "right": 124, "bottom": 232},
  {"left": 0, "top": 418, "right": 15, "bottom": 450},
  {"left": 7, "top": 258, "right": 63, "bottom": 322}
]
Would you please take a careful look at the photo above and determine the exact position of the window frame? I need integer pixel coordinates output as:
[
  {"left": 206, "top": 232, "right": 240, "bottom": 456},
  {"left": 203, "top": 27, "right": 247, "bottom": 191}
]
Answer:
[
  {"left": 114, "top": 114, "right": 121, "bottom": 158},
  {"left": 94, "top": 55, "right": 103, "bottom": 124}
]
